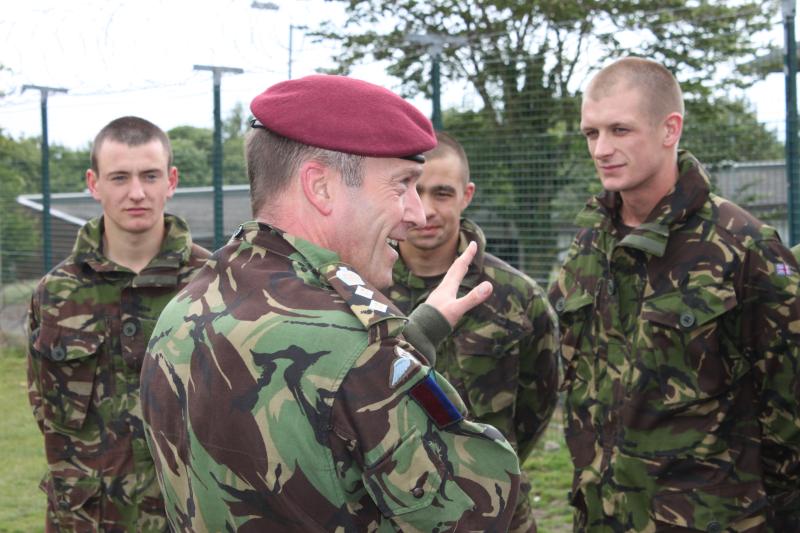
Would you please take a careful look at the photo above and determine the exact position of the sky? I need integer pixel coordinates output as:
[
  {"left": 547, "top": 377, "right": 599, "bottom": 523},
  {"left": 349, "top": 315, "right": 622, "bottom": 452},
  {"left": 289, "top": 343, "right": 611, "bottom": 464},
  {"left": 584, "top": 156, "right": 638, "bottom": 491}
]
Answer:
[
  {"left": 0, "top": 0, "right": 792, "bottom": 150},
  {"left": 0, "top": 0, "right": 416, "bottom": 149}
]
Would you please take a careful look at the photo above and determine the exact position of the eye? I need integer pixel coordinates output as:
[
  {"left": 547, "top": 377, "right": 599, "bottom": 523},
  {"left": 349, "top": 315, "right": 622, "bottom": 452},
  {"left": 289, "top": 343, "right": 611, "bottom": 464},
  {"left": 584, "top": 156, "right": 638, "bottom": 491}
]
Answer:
[
  {"left": 145, "top": 173, "right": 159, "bottom": 181},
  {"left": 110, "top": 174, "right": 126, "bottom": 181},
  {"left": 613, "top": 127, "right": 629, "bottom": 135},
  {"left": 582, "top": 130, "right": 598, "bottom": 140}
]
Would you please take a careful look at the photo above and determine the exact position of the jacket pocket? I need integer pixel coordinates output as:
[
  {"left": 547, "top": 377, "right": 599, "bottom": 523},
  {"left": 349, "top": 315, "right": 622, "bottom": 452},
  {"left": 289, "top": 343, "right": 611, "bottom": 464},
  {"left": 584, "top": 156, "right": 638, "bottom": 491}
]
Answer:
[
  {"left": 651, "top": 480, "right": 768, "bottom": 532},
  {"left": 362, "top": 427, "right": 462, "bottom": 523},
  {"left": 33, "top": 322, "right": 105, "bottom": 430},
  {"left": 42, "top": 471, "right": 103, "bottom": 530},
  {"left": 639, "top": 282, "right": 743, "bottom": 408}
]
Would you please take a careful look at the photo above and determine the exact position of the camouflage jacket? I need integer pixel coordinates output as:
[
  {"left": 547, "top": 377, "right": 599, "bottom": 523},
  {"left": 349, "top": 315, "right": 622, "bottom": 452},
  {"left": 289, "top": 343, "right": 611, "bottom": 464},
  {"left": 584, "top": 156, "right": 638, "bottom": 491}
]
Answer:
[
  {"left": 388, "top": 218, "right": 560, "bottom": 533},
  {"left": 141, "top": 221, "right": 521, "bottom": 532},
  {"left": 549, "top": 151, "right": 800, "bottom": 532},
  {"left": 27, "top": 214, "right": 209, "bottom": 532}
]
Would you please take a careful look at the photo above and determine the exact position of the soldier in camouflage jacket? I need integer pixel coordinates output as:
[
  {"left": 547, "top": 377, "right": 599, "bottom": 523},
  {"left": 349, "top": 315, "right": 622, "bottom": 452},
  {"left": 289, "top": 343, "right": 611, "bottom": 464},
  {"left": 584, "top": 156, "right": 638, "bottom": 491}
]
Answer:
[
  {"left": 386, "top": 133, "right": 559, "bottom": 533},
  {"left": 27, "top": 117, "right": 210, "bottom": 532},
  {"left": 141, "top": 75, "right": 521, "bottom": 532},
  {"left": 550, "top": 58, "right": 800, "bottom": 532}
]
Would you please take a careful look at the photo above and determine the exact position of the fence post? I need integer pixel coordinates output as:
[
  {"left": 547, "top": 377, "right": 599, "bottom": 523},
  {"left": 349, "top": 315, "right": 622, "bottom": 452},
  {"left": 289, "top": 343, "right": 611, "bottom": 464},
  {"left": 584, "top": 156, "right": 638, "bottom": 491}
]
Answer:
[
  {"left": 784, "top": 0, "right": 799, "bottom": 245},
  {"left": 193, "top": 65, "right": 243, "bottom": 249},
  {"left": 21, "top": 84, "right": 68, "bottom": 273}
]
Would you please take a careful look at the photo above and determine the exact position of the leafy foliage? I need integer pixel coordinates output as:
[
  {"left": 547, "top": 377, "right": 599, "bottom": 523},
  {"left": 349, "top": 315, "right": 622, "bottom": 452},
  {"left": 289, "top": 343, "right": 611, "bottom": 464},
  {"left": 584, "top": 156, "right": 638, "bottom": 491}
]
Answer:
[{"left": 314, "top": 0, "right": 777, "bottom": 280}]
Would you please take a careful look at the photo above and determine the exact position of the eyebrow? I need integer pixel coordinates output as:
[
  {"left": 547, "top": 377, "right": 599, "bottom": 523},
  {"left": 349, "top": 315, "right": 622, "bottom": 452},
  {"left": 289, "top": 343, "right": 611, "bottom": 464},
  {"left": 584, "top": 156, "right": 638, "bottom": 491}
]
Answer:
[
  {"left": 419, "top": 184, "right": 457, "bottom": 194},
  {"left": 105, "top": 168, "right": 164, "bottom": 176}
]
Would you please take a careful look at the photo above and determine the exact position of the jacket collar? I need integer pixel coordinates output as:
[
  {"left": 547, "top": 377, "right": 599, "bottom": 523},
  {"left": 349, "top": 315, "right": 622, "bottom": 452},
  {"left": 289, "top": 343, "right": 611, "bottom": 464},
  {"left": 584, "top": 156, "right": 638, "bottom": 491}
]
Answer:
[
  {"left": 574, "top": 150, "right": 711, "bottom": 257},
  {"left": 393, "top": 217, "right": 486, "bottom": 289},
  {"left": 76, "top": 213, "right": 194, "bottom": 285}
]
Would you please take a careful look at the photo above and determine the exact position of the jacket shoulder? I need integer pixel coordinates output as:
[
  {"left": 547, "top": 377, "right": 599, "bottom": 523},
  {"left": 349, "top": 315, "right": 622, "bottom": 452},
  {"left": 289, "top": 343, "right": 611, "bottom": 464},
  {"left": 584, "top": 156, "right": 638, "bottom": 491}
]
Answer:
[
  {"left": 482, "top": 251, "right": 546, "bottom": 301},
  {"left": 706, "top": 193, "right": 781, "bottom": 250}
]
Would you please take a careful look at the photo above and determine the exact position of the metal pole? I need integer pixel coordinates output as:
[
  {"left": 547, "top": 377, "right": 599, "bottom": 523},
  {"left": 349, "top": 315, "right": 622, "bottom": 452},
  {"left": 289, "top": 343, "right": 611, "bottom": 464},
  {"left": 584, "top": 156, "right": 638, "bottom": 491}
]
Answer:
[
  {"left": 212, "top": 71, "right": 224, "bottom": 249},
  {"left": 22, "top": 84, "right": 67, "bottom": 273},
  {"left": 40, "top": 95, "right": 52, "bottom": 271},
  {"left": 289, "top": 25, "right": 294, "bottom": 80},
  {"left": 404, "top": 34, "right": 467, "bottom": 131},
  {"left": 784, "top": 0, "right": 800, "bottom": 245},
  {"left": 431, "top": 54, "right": 442, "bottom": 130},
  {"left": 193, "top": 65, "right": 243, "bottom": 249}
]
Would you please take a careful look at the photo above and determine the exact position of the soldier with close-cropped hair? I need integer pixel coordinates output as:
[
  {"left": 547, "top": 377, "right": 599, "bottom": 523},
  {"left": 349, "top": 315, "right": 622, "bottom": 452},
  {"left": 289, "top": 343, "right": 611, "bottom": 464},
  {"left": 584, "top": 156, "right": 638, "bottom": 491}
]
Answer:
[
  {"left": 551, "top": 56, "right": 800, "bottom": 532},
  {"left": 387, "top": 130, "right": 559, "bottom": 533},
  {"left": 27, "top": 116, "right": 210, "bottom": 532}
]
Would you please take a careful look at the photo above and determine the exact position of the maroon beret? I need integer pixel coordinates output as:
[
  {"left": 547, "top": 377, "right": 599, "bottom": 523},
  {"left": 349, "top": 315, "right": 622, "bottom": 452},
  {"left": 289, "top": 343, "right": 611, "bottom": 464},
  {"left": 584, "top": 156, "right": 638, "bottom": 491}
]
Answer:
[{"left": 250, "top": 75, "right": 436, "bottom": 161}]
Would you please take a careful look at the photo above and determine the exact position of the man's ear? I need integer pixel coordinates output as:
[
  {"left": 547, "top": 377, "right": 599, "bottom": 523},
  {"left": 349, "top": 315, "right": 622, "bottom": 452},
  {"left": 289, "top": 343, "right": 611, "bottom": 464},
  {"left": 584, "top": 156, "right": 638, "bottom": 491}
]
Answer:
[
  {"left": 166, "top": 166, "right": 179, "bottom": 198},
  {"left": 86, "top": 169, "right": 101, "bottom": 201},
  {"left": 462, "top": 181, "right": 476, "bottom": 210},
  {"left": 299, "top": 160, "right": 335, "bottom": 216},
  {"left": 663, "top": 112, "right": 683, "bottom": 148}
]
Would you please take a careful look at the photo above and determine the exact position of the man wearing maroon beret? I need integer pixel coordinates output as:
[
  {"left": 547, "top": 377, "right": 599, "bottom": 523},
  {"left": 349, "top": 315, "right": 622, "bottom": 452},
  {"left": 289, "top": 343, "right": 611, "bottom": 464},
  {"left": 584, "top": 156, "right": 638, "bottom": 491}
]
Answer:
[{"left": 141, "top": 74, "right": 522, "bottom": 532}]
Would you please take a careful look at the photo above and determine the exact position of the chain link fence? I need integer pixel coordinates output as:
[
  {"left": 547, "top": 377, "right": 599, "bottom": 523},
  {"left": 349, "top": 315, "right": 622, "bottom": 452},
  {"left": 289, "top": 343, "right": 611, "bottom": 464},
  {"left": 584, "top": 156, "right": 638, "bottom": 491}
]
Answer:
[{"left": 0, "top": 30, "right": 794, "bottom": 345}]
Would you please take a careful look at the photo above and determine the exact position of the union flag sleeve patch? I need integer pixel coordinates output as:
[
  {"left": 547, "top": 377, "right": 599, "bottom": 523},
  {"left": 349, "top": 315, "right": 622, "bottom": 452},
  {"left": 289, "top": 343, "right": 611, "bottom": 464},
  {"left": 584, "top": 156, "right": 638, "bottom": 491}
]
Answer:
[{"left": 409, "top": 372, "right": 464, "bottom": 429}]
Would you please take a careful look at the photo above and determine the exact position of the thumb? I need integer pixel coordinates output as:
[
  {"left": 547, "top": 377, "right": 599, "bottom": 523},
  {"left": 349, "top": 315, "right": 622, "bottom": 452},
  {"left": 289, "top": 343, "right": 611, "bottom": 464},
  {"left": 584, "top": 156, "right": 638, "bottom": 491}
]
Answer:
[{"left": 439, "top": 280, "right": 493, "bottom": 326}]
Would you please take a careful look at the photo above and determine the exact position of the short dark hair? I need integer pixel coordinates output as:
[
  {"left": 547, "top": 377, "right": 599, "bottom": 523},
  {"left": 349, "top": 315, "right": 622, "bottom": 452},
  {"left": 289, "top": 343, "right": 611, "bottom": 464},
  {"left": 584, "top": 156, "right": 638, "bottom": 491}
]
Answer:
[
  {"left": 245, "top": 128, "right": 365, "bottom": 216},
  {"left": 585, "top": 57, "right": 684, "bottom": 123},
  {"left": 90, "top": 116, "right": 173, "bottom": 173},
  {"left": 424, "top": 131, "right": 470, "bottom": 185}
]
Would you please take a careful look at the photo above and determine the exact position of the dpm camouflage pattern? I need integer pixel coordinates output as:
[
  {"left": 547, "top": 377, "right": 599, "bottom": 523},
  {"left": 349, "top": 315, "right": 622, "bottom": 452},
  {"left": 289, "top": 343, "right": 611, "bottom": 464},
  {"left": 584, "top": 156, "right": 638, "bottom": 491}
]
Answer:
[
  {"left": 141, "top": 221, "right": 521, "bottom": 532},
  {"left": 549, "top": 151, "right": 800, "bottom": 532},
  {"left": 388, "top": 218, "right": 560, "bottom": 533},
  {"left": 27, "top": 214, "right": 209, "bottom": 532}
]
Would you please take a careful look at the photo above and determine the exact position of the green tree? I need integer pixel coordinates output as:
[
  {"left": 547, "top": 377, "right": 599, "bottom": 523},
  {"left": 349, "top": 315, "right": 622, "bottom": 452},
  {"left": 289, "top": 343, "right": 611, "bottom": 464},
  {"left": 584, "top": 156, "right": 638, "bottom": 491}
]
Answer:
[
  {"left": 683, "top": 97, "right": 784, "bottom": 163},
  {"left": 222, "top": 102, "right": 248, "bottom": 185},
  {"left": 49, "top": 143, "right": 90, "bottom": 193},
  {"left": 0, "top": 130, "right": 40, "bottom": 281},
  {"left": 315, "top": 0, "right": 775, "bottom": 280},
  {"left": 169, "top": 104, "right": 250, "bottom": 187},
  {"left": 169, "top": 126, "right": 213, "bottom": 187}
]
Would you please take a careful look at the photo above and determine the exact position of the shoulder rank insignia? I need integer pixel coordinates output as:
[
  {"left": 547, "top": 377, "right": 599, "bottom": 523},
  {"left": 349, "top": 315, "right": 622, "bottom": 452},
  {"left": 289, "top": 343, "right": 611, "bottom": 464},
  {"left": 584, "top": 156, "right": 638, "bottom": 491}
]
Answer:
[
  {"left": 409, "top": 372, "right": 464, "bottom": 429},
  {"left": 324, "top": 264, "right": 404, "bottom": 329}
]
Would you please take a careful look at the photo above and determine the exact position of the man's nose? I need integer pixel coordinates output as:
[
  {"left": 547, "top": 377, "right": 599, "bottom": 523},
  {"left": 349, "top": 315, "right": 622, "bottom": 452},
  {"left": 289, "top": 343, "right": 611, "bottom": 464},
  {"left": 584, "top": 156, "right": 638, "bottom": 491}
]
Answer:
[
  {"left": 405, "top": 186, "right": 426, "bottom": 228},
  {"left": 593, "top": 132, "right": 614, "bottom": 159},
  {"left": 128, "top": 178, "right": 146, "bottom": 199}
]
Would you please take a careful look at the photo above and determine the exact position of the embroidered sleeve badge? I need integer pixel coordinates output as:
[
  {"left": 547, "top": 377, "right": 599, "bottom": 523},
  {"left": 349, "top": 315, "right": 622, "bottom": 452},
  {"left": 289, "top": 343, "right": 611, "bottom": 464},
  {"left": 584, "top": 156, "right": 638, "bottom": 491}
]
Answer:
[{"left": 409, "top": 371, "right": 464, "bottom": 429}]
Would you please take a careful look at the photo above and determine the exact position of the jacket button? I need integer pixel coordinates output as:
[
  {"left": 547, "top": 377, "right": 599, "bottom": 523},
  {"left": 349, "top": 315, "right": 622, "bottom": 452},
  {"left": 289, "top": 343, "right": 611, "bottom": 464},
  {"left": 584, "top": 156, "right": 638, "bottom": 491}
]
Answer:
[
  {"left": 706, "top": 521, "right": 722, "bottom": 533},
  {"left": 679, "top": 312, "right": 696, "bottom": 328},
  {"left": 50, "top": 346, "right": 66, "bottom": 361},
  {"left": 411, "top": 487, "right": 424, "bottom": 499},
  {"left": 122, "top": 321, "right": 137, "bottom": 337},
  {"left": 555, "top": 297, "right": 566, "bottom": 313}
]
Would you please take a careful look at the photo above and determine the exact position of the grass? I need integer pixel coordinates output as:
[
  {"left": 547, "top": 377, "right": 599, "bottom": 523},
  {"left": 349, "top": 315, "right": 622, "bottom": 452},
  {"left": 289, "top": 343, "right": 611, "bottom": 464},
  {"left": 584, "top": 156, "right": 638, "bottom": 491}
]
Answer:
[
  {"left": 526, "top": 418, "right": 573, "bottom": 531},
  {"left": 0, "top": 340, "right": 573, "bottom": 532},
  {"left": 0, "top": 346, "right": 46, "bottom": 533},
  {"left": 0, "top": 280, "right": 37, "bottom": 307}
]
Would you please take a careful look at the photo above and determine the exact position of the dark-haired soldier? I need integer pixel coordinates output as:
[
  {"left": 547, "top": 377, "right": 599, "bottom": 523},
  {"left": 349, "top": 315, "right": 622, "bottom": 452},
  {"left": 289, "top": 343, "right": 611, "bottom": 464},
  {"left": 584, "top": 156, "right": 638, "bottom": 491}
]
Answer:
[
  {"left": 27, "top": 116, "right": 210, "bottom": 532},
  {"left": 387, "top": 131, "right": 559, "bottom": 533}
]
